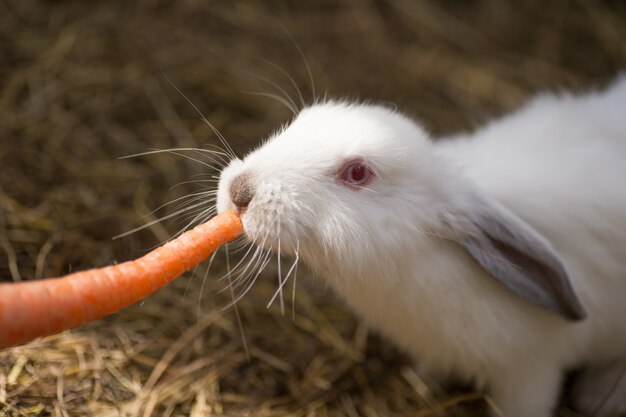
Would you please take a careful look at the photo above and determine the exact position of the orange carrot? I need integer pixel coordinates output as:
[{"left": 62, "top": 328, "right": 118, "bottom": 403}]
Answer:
[{"left": 0, "top": 210, "right": 242, "bottom": 349}]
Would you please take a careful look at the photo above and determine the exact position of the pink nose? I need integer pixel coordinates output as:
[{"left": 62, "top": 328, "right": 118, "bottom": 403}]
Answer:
[{"left": 229, "top": 172, "right": 254, "bottom": 211}]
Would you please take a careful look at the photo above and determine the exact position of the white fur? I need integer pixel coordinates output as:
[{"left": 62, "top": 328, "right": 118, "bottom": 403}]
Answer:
[{"left": 217, "top": 77, "right": 626, "bottom": 417}]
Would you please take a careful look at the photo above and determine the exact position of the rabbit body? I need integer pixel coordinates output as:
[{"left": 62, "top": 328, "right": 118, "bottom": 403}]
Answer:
[
  {"left": 217, "top": 77, "right": 626, "bottom": 417},
  {"left": 431, "top": 78, "right": 626, "bottom": 416}
]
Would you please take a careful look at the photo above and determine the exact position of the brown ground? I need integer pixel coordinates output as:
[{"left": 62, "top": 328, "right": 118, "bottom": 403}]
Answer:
[{"left": 1, "top": 1, "right": 625, "bottom": 416}]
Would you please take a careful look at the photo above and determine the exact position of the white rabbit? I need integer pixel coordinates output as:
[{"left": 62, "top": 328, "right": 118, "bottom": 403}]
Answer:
[{"left": 216, "top": 76, "right": 626, "bottom": 417}]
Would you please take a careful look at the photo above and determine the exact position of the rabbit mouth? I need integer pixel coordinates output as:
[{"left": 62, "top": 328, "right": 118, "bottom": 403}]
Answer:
[
  {"left": 218, "top": 202, "right": 302, "bottom": 312},
  {"left": 217, "top": 166, "right": 305, "bottom": 309},
  {"left": 240, "top": 204, "right": 300, "bottom": 256}
]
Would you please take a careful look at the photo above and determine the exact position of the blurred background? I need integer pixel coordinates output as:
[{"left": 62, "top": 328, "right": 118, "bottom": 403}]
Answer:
[{"left": 1, "top": 1, "right": 625, "bottom": 416}]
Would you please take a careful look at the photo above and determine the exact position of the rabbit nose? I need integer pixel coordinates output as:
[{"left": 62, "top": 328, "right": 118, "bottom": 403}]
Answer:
[{"left": 229, "top": 172, "right": 255, "bottom": 210}]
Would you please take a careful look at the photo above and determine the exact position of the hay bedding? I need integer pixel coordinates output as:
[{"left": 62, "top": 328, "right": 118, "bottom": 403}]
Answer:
[{"left": 0, "top": 1, "right": 625, "bottom": 416}]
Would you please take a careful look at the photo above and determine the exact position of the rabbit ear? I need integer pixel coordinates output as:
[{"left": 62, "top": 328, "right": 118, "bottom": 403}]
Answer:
[{"left": 449, "top": 196, "right": 587, "bottom": 321}]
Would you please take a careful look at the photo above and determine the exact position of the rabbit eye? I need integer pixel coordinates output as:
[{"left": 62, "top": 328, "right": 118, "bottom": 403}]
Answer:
[{"left": 339, "top": 159, "right": 373, "bottom": 188}]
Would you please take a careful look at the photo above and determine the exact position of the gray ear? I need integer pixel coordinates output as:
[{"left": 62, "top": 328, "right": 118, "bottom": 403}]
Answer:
[{"left": 451, "top": 197, "right": 587, "bottom": 321}]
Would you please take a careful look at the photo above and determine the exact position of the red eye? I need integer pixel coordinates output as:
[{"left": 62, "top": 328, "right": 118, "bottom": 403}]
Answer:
[{"left": 340, "top": 159, "right": 374, "bottom": 188}]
